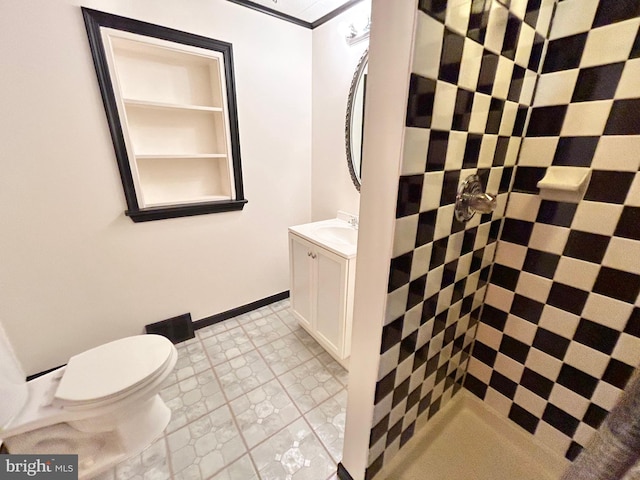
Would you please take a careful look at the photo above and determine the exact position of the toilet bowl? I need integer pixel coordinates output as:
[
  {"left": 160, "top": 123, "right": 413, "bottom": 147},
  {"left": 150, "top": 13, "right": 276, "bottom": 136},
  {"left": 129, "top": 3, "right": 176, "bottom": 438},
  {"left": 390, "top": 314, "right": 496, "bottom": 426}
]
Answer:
[{"left": 0, "top": 334, "right": 178, "bottom": 479}]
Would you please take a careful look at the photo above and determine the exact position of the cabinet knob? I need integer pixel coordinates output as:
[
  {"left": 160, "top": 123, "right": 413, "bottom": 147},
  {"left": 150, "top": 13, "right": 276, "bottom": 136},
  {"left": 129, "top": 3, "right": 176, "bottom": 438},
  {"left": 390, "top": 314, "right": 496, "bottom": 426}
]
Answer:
[{"left": 311, "top": 252, "right": 317, "bottom": 259}]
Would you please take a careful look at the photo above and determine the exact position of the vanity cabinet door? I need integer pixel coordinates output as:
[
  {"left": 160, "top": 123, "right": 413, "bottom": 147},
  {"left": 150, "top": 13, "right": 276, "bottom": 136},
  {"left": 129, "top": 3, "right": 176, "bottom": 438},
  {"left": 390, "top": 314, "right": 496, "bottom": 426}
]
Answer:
[
  {"left": 289, "top": 234, "right": 314, "bottom": 330},
  {"left": 314, "top": 247, "right": 348, "bottom": 356}
]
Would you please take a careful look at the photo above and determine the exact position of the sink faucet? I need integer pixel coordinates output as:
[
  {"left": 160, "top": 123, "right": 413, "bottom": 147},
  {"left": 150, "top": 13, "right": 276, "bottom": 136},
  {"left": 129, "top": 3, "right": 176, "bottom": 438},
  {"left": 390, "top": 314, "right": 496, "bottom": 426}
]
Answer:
[{"left": 348, "top": 216, "right": 359, "bottom": 229}]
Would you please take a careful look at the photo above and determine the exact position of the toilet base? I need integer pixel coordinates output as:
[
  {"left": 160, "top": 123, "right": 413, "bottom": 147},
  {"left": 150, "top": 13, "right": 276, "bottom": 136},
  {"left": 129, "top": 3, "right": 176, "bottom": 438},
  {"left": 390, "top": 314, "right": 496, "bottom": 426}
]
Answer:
[{"left": 4, "top": 394, "right": 171, "bottom": 479}]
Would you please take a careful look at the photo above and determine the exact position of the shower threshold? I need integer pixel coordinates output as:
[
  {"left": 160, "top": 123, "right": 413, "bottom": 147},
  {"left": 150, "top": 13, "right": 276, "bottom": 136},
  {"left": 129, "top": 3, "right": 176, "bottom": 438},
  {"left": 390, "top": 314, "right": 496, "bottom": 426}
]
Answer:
[{"left": 377, "top": 391, "right": 569, "bottom": 480}]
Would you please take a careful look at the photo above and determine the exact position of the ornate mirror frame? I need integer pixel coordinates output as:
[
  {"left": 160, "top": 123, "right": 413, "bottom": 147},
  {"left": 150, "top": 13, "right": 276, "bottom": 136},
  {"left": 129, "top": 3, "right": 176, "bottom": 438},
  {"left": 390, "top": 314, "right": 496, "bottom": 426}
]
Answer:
[{"left": 345, "top": 49, "right": 368, "bottom": 193}]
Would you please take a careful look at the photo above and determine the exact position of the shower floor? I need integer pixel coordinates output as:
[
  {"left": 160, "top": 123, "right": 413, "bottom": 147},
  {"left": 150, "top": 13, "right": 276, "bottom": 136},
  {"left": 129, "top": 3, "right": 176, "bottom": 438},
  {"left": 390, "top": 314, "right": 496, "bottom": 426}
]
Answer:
[{"left": 378, "top": 391, "right": 569, "bottom": 480}]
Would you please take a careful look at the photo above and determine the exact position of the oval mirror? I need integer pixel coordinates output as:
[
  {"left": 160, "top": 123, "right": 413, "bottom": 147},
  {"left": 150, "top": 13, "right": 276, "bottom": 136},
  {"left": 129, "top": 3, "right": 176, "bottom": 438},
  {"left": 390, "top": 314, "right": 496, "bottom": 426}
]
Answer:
[{"left": 346, "top": 50, "right": 368, "bottom": 192}]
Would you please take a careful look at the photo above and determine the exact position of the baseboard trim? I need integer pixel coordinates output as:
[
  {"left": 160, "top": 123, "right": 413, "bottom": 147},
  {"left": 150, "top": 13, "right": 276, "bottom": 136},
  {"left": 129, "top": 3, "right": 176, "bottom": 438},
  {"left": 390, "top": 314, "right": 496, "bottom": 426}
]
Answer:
[
  {"left": 26, "top": 292, "right": 290, "bottom": 381},
  {"left": 337, "top": 463, "right": 355, "bottom": 480},
  {"left": 192, "top": 291, "right": 290, "bottom": 330}
]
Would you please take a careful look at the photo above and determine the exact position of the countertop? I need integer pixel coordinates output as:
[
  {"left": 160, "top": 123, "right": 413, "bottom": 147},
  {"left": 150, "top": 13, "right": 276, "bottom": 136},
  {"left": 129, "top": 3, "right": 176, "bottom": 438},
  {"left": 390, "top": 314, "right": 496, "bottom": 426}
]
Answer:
[{"left": 288, "top": 218, "right": 358, "bottom": 259}]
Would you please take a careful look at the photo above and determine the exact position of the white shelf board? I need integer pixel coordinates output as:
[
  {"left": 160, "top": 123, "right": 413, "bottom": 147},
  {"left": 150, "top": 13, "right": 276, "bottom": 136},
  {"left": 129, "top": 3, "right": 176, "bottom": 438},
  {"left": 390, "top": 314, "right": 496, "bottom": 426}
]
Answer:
[
  {"left": 135, "top": 153, "right": 228, "bottom": 159},
  {"left": 144, "top": 194, "right": 232, "bottom": 207},
  {"left": 123, "top": 98, "right": 223, "bottom": 112},
  {"left": 126, "top": 106, "right": 225, "bottom": 154}
]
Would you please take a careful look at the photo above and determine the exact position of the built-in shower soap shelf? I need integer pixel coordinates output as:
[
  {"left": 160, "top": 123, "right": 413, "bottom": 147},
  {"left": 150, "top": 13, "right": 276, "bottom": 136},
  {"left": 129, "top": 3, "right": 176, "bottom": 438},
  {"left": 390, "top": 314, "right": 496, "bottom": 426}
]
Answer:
[{"left": 536, "top": 166, "right": 591, "bottom": 203}]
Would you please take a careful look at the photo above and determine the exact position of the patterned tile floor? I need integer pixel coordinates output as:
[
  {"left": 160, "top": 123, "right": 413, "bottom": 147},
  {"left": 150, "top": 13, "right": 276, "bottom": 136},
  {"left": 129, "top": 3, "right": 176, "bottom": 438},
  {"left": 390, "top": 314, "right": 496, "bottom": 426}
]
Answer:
[{"left": 94, "top": 300, "right": 347, "bottom": 480}]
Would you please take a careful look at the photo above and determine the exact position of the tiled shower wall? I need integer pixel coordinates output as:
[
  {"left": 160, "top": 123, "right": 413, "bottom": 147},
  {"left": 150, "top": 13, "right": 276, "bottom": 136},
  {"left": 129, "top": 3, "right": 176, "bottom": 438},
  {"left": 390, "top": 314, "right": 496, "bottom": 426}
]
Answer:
[
  {"left": 466, "top": 0, "right": 640, "bottom": 461},
  {"left": 366, "top": 0, "right": 554, "bottom": 477}
]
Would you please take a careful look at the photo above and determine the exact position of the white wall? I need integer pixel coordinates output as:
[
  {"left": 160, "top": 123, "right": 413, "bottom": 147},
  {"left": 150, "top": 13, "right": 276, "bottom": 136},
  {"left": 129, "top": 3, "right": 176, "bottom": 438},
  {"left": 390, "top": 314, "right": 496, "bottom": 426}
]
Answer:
[
  {"left": 311, "top": 1, "right": 370, "bottom": 221},
  {"left": 0, "top": 0, "right": 312, "bottom": 375},
  {"left": 342, "top": 0, "right": 417, "bottom": 477}
]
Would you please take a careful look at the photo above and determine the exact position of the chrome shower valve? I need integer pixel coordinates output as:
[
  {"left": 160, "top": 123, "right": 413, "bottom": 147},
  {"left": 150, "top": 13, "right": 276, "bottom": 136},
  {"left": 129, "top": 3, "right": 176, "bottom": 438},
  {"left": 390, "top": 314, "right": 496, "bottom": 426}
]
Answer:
[{"left": 455, "top": 175, "right": 497, "bottom": 222}]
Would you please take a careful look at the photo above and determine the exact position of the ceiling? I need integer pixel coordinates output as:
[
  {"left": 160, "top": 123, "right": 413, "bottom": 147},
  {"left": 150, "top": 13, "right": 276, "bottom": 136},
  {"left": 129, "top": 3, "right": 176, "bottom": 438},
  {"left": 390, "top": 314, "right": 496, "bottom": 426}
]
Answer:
[{"left": 230, "top": 0, "right": 361, "bottom": 26}]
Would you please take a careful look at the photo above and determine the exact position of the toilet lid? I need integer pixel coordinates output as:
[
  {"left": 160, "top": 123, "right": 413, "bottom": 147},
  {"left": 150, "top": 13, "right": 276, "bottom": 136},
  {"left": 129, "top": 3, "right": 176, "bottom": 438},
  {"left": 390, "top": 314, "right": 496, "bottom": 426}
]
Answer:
[{"left": 54, "top": 335, "right": 173, "bottom": 405}]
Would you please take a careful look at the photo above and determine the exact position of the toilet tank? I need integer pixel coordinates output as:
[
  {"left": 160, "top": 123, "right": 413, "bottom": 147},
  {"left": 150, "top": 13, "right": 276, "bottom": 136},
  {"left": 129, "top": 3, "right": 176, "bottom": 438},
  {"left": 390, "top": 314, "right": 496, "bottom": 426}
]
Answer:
[{"left": 0, "top": 321, "right": 28, "bottom": 432}]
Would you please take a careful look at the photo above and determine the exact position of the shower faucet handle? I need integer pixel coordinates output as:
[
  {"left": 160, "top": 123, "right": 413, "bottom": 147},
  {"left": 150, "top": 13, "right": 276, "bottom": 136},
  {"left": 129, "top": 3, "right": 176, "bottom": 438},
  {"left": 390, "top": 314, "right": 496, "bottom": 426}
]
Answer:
[
  {"left": 464, "top": 191, "right": 497, "bottom": 214},
  {"left": 455, "top": 175, "right": 497, "bottom": 222}
]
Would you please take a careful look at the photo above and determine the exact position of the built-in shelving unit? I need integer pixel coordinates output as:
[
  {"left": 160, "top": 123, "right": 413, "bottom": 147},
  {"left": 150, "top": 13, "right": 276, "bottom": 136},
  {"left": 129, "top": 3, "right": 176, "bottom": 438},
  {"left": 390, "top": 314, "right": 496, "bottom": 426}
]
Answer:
[{"left": 82, "top": 8, "right": 246, "bottom": 222}]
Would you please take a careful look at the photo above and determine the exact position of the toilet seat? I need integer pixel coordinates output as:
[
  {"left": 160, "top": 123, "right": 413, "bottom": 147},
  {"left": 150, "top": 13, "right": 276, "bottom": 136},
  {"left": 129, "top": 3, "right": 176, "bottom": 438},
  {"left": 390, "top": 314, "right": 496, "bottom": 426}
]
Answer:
[
  {"left": 53, "top": 335, "right": 175, "bottom": 410},
  {"left": 3, "top": 333, "right": 177, "bottom": 480}
]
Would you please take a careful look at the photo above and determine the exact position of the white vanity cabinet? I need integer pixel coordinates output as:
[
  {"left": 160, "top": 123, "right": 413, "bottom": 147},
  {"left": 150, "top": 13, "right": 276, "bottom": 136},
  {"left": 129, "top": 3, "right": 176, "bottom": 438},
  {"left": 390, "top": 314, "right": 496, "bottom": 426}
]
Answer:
[{"left": 288, "top": 221, "right": 357, "bottom": 369}]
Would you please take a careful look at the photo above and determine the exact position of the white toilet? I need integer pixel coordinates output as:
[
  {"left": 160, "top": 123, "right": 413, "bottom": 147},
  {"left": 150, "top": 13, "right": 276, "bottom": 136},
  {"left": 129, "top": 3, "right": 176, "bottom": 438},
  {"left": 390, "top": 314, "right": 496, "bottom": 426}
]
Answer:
[{"left": 0, "top": 333, "right": 178, "bottom": 479}]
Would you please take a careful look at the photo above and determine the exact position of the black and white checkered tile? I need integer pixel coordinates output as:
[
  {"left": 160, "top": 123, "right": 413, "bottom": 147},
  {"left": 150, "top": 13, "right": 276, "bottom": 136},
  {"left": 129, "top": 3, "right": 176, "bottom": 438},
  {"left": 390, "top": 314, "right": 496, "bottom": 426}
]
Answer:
[
  {"left": 366, "top": 0, "right": 556, "bottom": 478},
  {"left": 465, "top": 0, "right": 640, "bottom": 463}
]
